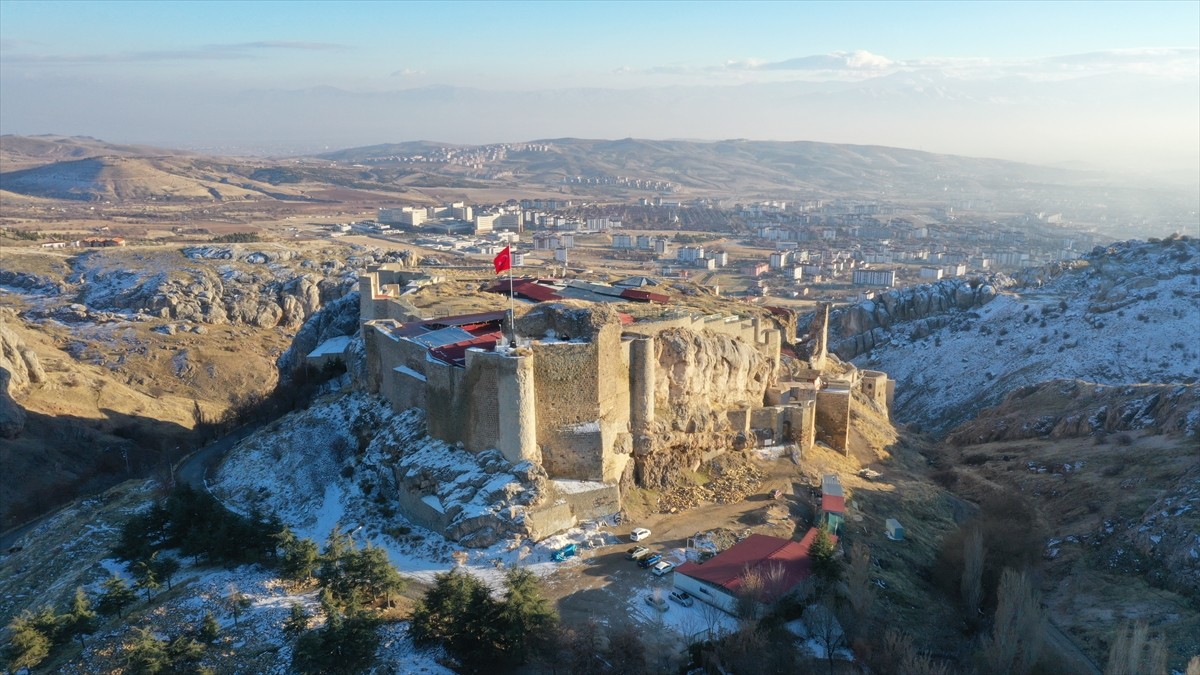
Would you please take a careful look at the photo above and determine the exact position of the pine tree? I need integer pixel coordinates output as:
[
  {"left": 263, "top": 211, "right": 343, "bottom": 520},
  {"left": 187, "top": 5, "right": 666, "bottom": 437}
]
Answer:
[
  {"left": 497, "top": 567, "right": 557, "bottom": 664},
  {"left": 316, "top": 525, "right": 355, "bottom": 606},
  {"left": 134, "top": 560, "right": 162, "bottom": 601},
  {"left": 198, "top": 611, "right": 220, "bottom": 645},
  {"left": 276, "top": 527, "right": 320, "bottom": 582},
  {"left": 98, "top": 574, "right": 138, "bottom": 619},
  {"left": 165, "top": 634, "right": 204, "bottom": 669},
  {"left": 411, "top": 568, "right": 501, "bottom": 668},
  {"left": 350, "top": 543, "right": 406, "bottom": 608},
  {"left": 125, "top": 627, "right": 169, "bottom": 675},
  {"left": 283, "top": 602, "right": 310, "bottom": 639},
  {"left": 222, "top": 584, "right": 251, "bottom": 627},
  {"left": 64, "top": 586, "right": 99, "bottom": 648},
  {"left": 809, "top": 524, "right": 841, "bottom": 583},
  {"left": 4, "top": 611, "right": 52, "bottom": 672},
  {"left": 153, "top": 554, "right": 181, "bottom": 591}
]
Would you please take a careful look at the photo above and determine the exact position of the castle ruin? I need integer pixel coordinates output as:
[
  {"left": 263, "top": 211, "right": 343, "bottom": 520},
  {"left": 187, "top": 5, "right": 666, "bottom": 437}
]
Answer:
[{"left": 358, "top": 267, "right": 890, "bottom": 540}]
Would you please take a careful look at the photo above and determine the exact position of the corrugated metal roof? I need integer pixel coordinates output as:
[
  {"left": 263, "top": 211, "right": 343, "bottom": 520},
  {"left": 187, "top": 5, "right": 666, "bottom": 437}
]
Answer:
[
  {"left": 408, "top": 326, "right": 475, "bottom": 349},
  {"left": 428, "top": 333, "right": 502, "bottom": 367},
  {"left": 675, "top": 530, "right": 833, "bottom": 602},
  {"left": 822, "top": 494, "right": 846, "bottom": 514},
  {"left": 620, "top": 289, "right": 670, "bottom": 303}
]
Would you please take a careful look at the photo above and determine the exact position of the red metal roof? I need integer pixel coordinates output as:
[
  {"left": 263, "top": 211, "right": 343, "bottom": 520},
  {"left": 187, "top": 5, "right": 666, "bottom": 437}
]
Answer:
[
  {"left": 423, "top": 310, "right": 509, "bottom": 328},
  {"left": 822, "top": 494, "right": 845, "bottom": 514},
  {"left": 619, "top": 288, "right": 670, "bottom": 304},
  {"left": 427, "top": 333, "right": 502, "bottom": 367},
  {"left": 675, "top": 530, "right": 836, "bottom": 602},
  {"left": 488, "top": 278, "right": 563, "bottom": 302}
]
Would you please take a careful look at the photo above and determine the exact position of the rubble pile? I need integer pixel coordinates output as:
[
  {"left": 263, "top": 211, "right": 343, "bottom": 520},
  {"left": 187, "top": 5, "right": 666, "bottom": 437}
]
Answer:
[{"left": 656, "top": 457, "right": 765, "bottom": 513}]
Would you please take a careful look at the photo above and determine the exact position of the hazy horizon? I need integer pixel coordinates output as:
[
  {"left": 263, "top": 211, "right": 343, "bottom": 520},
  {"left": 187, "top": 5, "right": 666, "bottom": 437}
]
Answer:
[{"left": 2, "top": 1, "right": 1197, "bottom": 176}]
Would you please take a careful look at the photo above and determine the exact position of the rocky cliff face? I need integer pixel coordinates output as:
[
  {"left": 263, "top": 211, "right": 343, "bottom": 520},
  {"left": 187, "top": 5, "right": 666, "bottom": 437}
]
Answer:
[
  {"left": 633, "top": 327, "right": 774, "bottom": 488},
  {"left": 276, "top": 291, "right": 363, "bottom": 382},
  {"left": 947, "top": 379, "right": 1200, "bottom": 445},
  {"left": 0, "top": 317, "right": 46, "bottom": 438},
  {"left": 851, "top": 237, "right": 1200, "bottom": 435},
  {"left": 213, "top": 394, "right": 550, "bottom": 549},
  {"left": 653, "top": 327, "right": 773, "bottom": 428},
  {"left": 821, "top": 275, "right": 1013, "bottom": 360}
]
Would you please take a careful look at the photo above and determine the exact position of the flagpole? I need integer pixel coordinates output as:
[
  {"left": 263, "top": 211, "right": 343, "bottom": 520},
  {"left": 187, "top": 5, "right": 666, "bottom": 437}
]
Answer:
[{"left": 508, "top": 248, "right": 515, "bottom": 344}]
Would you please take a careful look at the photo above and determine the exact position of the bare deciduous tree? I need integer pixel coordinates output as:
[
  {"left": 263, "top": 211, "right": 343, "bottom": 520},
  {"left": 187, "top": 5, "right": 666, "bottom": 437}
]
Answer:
[
  {"left": 876, "top": 628, "right": 953, "bottom": 675},
  {"left": 846, "top": 542, "right": 874, "bottom": 638},
  {"left": 1104, "top": 621, "right": 1167, "bottom": 675},
  {"left": 981, "top": 568, "right": 1043, "bottom": 675},
  {"left": 804, "top": 603, "right": 846, "bottom": 675},
  {"left": 697, "top": 595, "right": 730, "bottom": 641},
  {"left": 961, "top": 525, "right": 984, "bottom": 623},
  {"left": 735, "top": 567, "right": 765, "bottom": 624}
]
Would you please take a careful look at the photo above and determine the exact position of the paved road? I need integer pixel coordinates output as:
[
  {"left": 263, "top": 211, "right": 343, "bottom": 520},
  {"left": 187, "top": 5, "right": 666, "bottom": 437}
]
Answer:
[
  {"left": 175, "top": 423, "right": 260, "bottom": 490},
  {"left": 1045, "top": 617, "right": 1102, "bottom": 675}
]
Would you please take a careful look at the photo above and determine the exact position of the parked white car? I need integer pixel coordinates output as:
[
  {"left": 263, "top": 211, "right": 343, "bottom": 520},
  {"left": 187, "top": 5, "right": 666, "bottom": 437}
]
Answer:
[
  {"left": 651, "top": 560, "right": 675, "bottom": 577},
  {"left": 644, "top": 594, "right": 668, "bottom": 612},
  {"left": 630, "top": 527, "right": 652, "bottom": 542}
]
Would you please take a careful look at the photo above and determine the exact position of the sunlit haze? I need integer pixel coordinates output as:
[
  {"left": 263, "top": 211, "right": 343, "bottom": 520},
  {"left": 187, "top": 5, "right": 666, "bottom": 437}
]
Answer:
[{"left": 1, "top": 0, "right": 1198, "bottom": 174}]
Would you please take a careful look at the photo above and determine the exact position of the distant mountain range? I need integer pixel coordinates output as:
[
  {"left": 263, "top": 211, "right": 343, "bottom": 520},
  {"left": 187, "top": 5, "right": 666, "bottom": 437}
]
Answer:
[{"left": 1, "top": 135, "right": 1195, "bottom": 237}]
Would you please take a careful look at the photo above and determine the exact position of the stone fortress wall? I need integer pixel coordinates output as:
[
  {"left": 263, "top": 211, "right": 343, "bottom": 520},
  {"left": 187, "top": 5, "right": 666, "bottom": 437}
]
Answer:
[{"left": 358, "top": 267, "right": 890, "bottom": 539}]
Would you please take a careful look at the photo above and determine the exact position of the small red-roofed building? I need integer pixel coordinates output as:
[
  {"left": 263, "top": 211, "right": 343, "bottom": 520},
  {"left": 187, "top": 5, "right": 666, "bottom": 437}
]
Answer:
[{"left": 672, "top": 530, "right": 835, "bottom": 615}]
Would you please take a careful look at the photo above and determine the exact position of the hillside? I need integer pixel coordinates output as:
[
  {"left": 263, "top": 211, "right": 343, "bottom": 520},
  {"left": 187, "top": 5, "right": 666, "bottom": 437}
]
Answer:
[
  {"left": 0, "top": 242, "right": 407, "bottom": 529},
  {"left": 0, "top": 155, "right": 318, "bottom": 202},
  {"left": 320, "top": 136, "right": 1096, "bottom": 202},
  {"left": 0, "top": 134, "right": 182, "bottom": 171},
  {"left": 847, "top": 237, "right": 1200, "bottom": 435},
  {"left": 3, "top": 134, "right": 1189, "bottom": 229},
  {"left": 937, "top": 382, "right": 1199, "bottom": 667}
]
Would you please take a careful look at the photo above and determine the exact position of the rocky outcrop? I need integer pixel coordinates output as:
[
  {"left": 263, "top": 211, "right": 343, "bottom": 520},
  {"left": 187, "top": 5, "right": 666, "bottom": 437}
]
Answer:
[
  {"left": 516, "top": 301, "right": 620, "bottom": 341},
  {"left": 819, "top": 276, "right": 1013, "bottom": 360},
  {"left": 653, "top": 327, "right": 773, "bottom": 426},
  {"left": 947, "top": 380, "right": 1200, "bottom": 445},
  {"left": 78, "top": 259, "right": 355, "bottom": 329},
  {"left": 0, "top": 319, "right": 43, "bottom": 438},
  {"left": 0, "top": 320, "right": 45, "bottom": 389},
  {"left": 0, "top": 368, "right": 25, "bottom": 439},
  {"left": 630, "top": 327, "right": 774, "bottom": 488},
  {"left": 276, "top": 291, "right": 362, "bottom": 381},
  {"left": 0, "top": 269, "right": 65, "bottom": 295},
  {"left": 1126, "top": 464, "right": 1200, "bottom": 593}
]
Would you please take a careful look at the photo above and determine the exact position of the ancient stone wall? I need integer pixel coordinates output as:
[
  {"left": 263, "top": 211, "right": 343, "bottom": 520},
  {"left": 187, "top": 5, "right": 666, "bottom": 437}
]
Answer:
[
  {"left": 860, "top": 370, "right": 890, "bottom": 418},
  {"left": 461, "top": 350, "right": 502, "bottom": 452},
  {"left": 531, "top": 340, "right": 609, "bottom": 480},
  {"left": 596, "top": 324, "right": 633, "bottom": 483},
  {"left": 425, "top": 360, "right": 469, "bottom": 445},
  {"left": 815, "top": 388, "right": 851, "bottom": 454},
  {"left": 788, "top": 400, "right": 817, "bottom": 451}
]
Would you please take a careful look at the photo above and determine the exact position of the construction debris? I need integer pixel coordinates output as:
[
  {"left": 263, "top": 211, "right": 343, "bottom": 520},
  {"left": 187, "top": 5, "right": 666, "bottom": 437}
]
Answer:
[{"left": 657, "top": 456, "right": 765, "bottom": 513}]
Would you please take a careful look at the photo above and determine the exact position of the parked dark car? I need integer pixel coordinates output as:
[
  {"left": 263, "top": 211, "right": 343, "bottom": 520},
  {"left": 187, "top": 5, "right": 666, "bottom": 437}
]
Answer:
[{"left": 638, "top": 553, "right": 662, "bottom": 568}]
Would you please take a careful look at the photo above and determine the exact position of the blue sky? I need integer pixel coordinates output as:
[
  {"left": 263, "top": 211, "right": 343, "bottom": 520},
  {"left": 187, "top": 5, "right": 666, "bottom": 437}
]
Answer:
[
  {"left": 1, "top": 1, "right": 1197, "bottom": 170},
  {"left": 3, "top": 1, "right": 1196, "bottom": 88}
]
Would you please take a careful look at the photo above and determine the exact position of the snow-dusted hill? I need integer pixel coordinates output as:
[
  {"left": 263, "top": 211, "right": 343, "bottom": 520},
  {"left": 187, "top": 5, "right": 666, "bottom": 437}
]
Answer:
[{"left": 852, "top": 237, "right": 1200, "bottom": 434}]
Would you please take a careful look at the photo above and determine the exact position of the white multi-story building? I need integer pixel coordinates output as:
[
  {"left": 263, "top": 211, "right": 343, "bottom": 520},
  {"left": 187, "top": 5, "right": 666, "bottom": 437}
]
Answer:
[
  {"left": 919, "top": 267, "right": 944, "bottom": 280},
  {"left": 852, "top": 269, "right": 897, "bottom": 287},
  {"left": 769, "top": 250, "right": 793, "bottom": 269}
]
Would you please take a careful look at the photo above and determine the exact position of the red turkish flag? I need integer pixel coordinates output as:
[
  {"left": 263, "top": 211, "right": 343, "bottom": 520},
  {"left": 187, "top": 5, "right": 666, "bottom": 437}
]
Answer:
[{"left": 493, "top": 246, "right": 512, "bottom": 274}]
